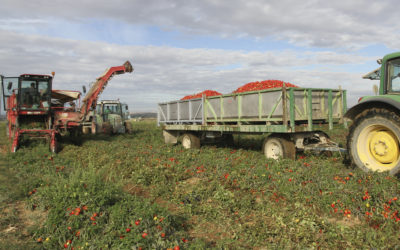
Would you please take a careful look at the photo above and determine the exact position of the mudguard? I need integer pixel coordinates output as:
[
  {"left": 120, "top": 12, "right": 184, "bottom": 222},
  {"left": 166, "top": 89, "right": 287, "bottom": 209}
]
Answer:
[{"left": 345, "top": 96, "right": 400, "bottom": 121}]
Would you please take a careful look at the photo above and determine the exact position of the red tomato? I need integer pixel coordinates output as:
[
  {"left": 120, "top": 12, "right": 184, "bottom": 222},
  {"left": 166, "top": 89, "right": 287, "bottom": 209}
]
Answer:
[
  {"left": 142, "top": 232, "right": 148, "bottom": 238},
  {"left": 233, "top": 80, "right": 298, "bottom": 94},
  {"left": 181, "top": 90, "right": 222, "bottom": 100},
  {"left": 126, "top": 228, "right": 131, "bottom": 233},
  {"left": 135, "top": 220, "right": 140, "bottom": 226}
]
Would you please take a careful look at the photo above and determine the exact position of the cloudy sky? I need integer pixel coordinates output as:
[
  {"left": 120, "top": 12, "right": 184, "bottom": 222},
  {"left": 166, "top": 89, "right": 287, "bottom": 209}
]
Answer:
[{"left": 0, "top": 0, "right": 399, "bottom": 112}]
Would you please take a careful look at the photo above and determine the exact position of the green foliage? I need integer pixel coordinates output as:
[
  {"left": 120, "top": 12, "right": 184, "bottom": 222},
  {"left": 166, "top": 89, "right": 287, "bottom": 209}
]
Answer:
[
  {"left": 30, "top": 168, "right": 188, "bottom": 249},
  {"left": 1, "top": 120, "right": 400, "bottom": 249}
]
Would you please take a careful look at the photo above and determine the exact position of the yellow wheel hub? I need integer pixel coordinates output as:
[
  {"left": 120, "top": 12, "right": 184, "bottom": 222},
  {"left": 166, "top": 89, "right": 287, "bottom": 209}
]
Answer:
[
  {"left": 369, "top": 131, "right": 398, "bottom": 163},
  {"left": 357, "top": 125, "right": 400, "bottom": 171}
]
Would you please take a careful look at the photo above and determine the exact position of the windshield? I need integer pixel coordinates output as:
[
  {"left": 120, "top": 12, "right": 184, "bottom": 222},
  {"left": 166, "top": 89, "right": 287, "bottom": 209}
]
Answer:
[
  {"left": 103, "top": 104, "right": 121, "bottom": 114},
  {"left": 20, "top": 79, "right": 51, "bottom": 110},
  {"left": 388, "top": 58, "right": 400, "bottom": 92},
  {"left": 1, "top": 77, "right": 18, "bottom": 110}
]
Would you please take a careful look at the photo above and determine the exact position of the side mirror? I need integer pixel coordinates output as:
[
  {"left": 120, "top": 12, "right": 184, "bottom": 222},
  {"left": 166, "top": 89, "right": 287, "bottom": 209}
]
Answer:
[
  {"left": 82, "top": 85, "right": 86, "bottom": 94},
  {"left": 7, "top": 82, "right": 12, "bottom": 90},
  {"left": 373, "top": 84, "right": 378, "bottom": 95}
]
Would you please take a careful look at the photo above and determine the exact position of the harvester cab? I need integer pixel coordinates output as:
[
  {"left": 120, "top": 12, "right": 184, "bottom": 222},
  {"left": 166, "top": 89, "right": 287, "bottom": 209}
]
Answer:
[
  {"left": 2, "top": 74, "right": 54, "bottom": 152},
  {"left": 2, "top": 74, "right": 52, "bottom": 112}
]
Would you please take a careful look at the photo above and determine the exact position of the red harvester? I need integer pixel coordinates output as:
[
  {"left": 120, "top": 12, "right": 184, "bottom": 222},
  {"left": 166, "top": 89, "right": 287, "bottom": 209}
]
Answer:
[{"left": 1, "top": 61, "right": 133, "bottom": 152}]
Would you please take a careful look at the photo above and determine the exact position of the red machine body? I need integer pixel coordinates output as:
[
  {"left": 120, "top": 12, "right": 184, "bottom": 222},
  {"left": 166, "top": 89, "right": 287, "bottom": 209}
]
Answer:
[{"left": 1, "top": 61, "right": 133, "bottom": 152}]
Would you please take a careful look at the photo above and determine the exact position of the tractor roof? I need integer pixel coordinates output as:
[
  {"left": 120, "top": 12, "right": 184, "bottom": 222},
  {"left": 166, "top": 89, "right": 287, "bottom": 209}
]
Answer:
[
  {"left": 97, "top": 100, "right": 121, "bottom": 104},
  {"left": 362, "top": 67, "right": 381, "bottom": 80},
  {"left": 363, "top": 51, "right": 400, "bottom": 80},
  {"left": 20, "top": 74, "right": 52, "bottom": 79},
  {"left": 382, "top": 51, "right": 400, "bottom": 62}
]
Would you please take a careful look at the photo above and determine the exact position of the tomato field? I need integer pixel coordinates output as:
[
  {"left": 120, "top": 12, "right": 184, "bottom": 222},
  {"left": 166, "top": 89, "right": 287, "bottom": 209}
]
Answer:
[{"left": 0, "top": 120, "right": 400, "bottom": 249}]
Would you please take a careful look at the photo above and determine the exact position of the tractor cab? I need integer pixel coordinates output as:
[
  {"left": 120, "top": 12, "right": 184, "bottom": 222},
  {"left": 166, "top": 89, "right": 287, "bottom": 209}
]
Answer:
[
  {"left": 2, "top": 74, "right": 52, "bottom": 112},
  {"left": 97, "top": 101, "right": 123, "bottom": 121},
  {"left": 362, "top": 52, "right": 400, "bottom": 95}
]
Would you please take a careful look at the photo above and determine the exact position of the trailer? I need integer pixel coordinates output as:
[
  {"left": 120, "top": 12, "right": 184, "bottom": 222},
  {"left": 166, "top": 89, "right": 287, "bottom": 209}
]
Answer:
[{"left": 158, "top": 87, "right": 347, "bottom": 159}]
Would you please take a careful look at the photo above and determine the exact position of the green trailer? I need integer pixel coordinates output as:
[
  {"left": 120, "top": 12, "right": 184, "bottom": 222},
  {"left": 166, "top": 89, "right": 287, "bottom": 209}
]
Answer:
[{"left": 158, "top": 86, "right": 347, "bottom": 159}]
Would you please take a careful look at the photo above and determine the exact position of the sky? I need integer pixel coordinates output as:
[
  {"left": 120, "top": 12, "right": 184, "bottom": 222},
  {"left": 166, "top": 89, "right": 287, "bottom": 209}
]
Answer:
[{"left": 0, "top": 0, "right": 399, "bottom": 112}]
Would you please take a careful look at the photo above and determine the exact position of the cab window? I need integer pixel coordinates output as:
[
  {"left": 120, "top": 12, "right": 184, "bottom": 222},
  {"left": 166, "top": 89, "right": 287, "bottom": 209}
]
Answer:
[{"left": 388, "top": 58, "right": 400, "bottom": 92}]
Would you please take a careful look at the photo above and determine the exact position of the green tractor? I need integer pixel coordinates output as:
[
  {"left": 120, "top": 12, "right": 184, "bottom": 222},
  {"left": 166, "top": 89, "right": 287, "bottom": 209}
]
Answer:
[
  {"left": 94, "top": 100, "right": 132, "bottom": 134},
  {"left": 346, "top": 51, "right": 400, "bottom": 175}
]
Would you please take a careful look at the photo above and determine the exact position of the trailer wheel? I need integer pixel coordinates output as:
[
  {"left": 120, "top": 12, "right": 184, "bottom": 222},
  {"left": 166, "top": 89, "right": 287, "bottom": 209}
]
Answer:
[
  {"left": 347, "top": 108, "right": 400, "bottom": 175},
  {"left": 222, "top": 134, "right": 234, "bottom": 147},
  {"left": 263, "top": 134, "right": 295, "bottom": 160},
  {"left": 182, "top": 133, "right": 200, "bottom": 149}
]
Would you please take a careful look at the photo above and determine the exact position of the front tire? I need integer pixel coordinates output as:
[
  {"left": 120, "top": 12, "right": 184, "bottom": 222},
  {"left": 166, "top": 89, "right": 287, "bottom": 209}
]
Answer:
[
  {"left": 125, "top": 121, "right": 133, "bottom": 134},
  {"left": 347, "top": 108, "right": 400, "bottom": 175}
]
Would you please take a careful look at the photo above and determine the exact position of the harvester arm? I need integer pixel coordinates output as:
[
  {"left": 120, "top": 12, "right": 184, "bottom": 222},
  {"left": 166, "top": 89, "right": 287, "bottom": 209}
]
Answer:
[{"left": 80, "top": 61, "right": 133, "bottom": 117}]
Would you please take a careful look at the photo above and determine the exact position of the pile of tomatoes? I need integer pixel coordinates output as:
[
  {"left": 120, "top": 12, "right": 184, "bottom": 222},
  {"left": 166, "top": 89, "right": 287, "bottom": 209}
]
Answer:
[
  {"left": 181, "top": 80, "right": 298, "bottom": 100},
  {"left": 233, "top": 80, "right": 298, "bottom": 93},
  {"left": 181, "top": 90, "right": 222, "bottom": 100}
]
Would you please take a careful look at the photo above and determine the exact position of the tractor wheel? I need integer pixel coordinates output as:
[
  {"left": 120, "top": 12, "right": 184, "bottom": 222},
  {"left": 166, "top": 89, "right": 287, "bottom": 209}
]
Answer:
[
  {"left": 262, "top": 134, "right": 295, "bottom": 160},
  {"left": 181, "top": 133, "right": 200, "bottom": 149},
  {"left": 347, "top": 108, "right": 400, "bottom": 175},
  {"left": 125, "top": 121, "right": 133, "bottom": 134}
]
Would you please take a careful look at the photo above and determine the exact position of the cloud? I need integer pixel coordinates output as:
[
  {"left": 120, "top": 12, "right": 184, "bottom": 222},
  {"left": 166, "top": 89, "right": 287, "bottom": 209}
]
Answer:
[
  {"left": 0, "top": 0, "right": 399, "bottom": 49},
  {"left": 0, "top": 30, "right": 375, "bottom": 111}
]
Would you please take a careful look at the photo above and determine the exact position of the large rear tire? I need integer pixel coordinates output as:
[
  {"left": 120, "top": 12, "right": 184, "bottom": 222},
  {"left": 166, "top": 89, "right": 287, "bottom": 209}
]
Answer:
[
  {"left": 347, "top": 108, "right": 400, "bottom": 175},
  {"left": 181, "top": 133, "right": 200, "bottom": 149},
  {"left": 262, "top": 134, "right": 295, "bottom": 160}
]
